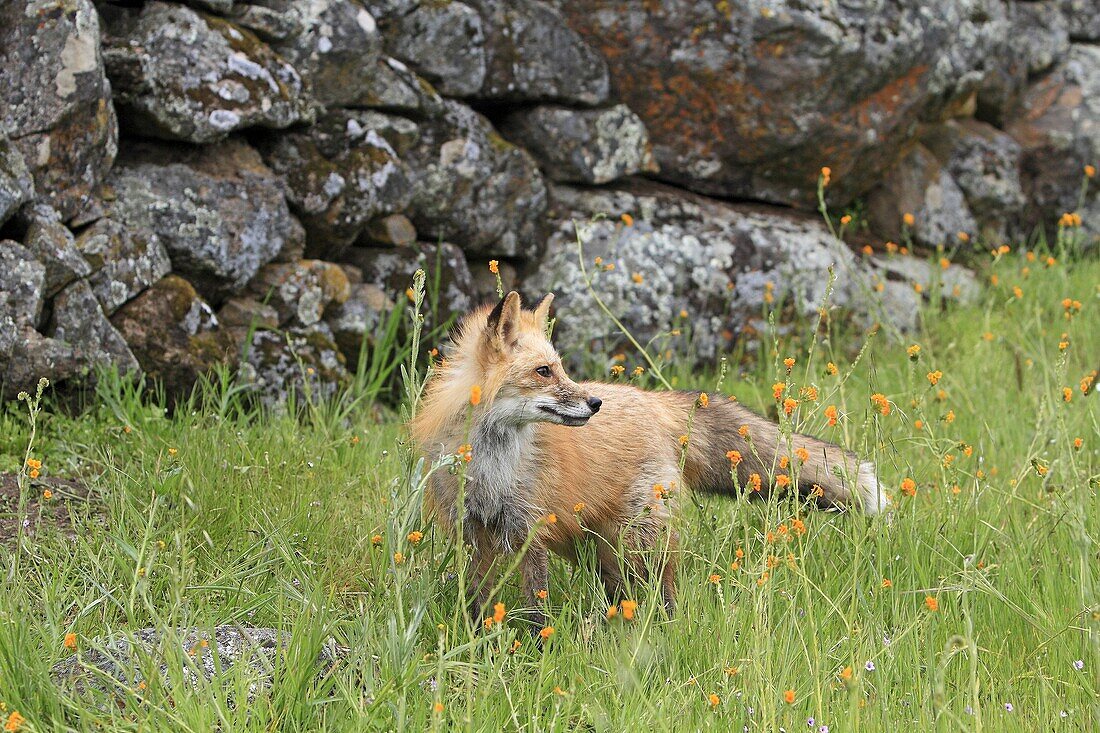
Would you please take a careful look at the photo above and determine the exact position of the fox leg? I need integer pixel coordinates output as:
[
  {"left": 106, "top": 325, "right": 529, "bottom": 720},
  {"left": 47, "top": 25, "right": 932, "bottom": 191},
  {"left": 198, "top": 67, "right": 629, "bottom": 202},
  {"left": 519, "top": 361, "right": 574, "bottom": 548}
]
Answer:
[
  {"left": 596, "top": 524, "right": 679, "bottom": 616},
  {"left": 520, "top": 544, "right": 550, "bottom": 633},
  {"left": 466, "top": 542, "right": 498, "bottom": 624}
]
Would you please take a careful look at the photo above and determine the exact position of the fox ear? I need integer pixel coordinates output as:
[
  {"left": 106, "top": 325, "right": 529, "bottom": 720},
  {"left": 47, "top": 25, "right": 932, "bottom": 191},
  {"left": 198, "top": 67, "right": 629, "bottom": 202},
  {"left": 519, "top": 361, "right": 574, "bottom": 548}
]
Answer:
[
  {"left": 533, "top": 293, "right": 554, "bottom": 325},
  {"left": 485, "top": 291, "right": 522, "bottom": 350}
]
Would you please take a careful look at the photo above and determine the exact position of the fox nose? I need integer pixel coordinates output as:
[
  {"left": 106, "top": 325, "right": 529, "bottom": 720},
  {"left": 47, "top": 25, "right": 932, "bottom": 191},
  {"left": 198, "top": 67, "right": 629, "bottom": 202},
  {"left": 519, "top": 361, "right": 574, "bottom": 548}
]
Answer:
[{"left": 586, "top": 396, "right": 602, "bottom": 413}]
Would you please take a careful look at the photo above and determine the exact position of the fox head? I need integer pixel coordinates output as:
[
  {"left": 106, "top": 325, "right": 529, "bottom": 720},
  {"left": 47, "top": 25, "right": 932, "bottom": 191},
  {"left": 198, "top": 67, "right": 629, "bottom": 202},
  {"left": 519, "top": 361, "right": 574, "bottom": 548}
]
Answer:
[
  {"left": 471, "top": 291, "right": 601, "bottom": 427},
  {"left": 413, "top": 290, "right": 602, "bottom": 437}
]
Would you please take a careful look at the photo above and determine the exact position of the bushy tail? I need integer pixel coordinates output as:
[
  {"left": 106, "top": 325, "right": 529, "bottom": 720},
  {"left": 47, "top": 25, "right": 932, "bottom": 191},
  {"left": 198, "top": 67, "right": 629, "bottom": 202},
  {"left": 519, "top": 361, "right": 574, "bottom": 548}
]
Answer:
[{"left": 682, "top": 397, "right": 889, "bottom": 514}]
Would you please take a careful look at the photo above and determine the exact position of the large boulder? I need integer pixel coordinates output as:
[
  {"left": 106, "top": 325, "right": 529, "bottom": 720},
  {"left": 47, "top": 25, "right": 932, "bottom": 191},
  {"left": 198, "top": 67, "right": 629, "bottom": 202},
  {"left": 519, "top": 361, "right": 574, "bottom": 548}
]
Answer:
[
  {"left": 0, "top": 0, "right": 118, "bottom": 221},
  {"left": 866, "top": 144, "right": 977, "bottom": 248},
  {"left": 47, "top": 279, "right": 139, "bottom": 376},
  {"left": 255, "top": 0, "right": 385, "bottom": 107},
  {"left": 380, "top": 2, "right": 487, "bottom": 97},
  {"left": 1062, "top": 0, "right": 1100, "bottom": 41},
  {"left": 2, "top": 328, "right": 86, "bottom": 400},
  {"left": 404, "top": 100, "right": 547, "bottom": 259},
  {"left": 529, "top": 182, "right": 902, "bottom": 360},
  {"left": 258, "top": 110, "right": 413, "bottom": 256},
  {"left": 16, "top": 204, "right": 93, "bottom": 298},
  {"left": 246, "top": 260, "right": 351, "bottom": 327},
  {"left": 501, "top": 104, "right": 656, "bottom": 184},
  {"left": 549, "top": 0, "right": 1008, "bottom": 208},
  {"left": 0, "top": 136, "right": 34, "bottom": 228},
  {"left": 1007, "top": 44, "right": 1100, "bottom": 245},
  {"left": 0, "top": 241, "right": 46, "bottom": 353},
  {"left": 103, "top": 140, "right": 298, "bottom": 303},
  {"left": 464, "top": 0, "right": 609, "bottom": 105},
  {"left": 74, "top": 218, "right": 173, "bottom": 316},
  {"left": 921, "top": 119, "right": 1025, "bottom": 242},
  {"left": 342, "top": 242, "right": 475, "bottom": 325},
  {"left": 100, "top": 1, "right": 314, "bottom": 143},
  {"left": 238, "top": 327, "right": 350, "bottom": 410},
  {"left": 325, "top": 282, "right": 393, "bottom": 369},
  {"left": 1013, "top": 2, "right": 1070, "bottom": 76},
  {"left": 111, "top": 275, "right": 238, "bottom": 398}
]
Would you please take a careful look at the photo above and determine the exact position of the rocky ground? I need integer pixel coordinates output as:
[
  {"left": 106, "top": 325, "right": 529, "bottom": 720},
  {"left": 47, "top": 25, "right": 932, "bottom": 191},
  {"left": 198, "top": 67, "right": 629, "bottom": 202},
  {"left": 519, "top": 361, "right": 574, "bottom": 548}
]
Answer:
[{"left": 2, "top": 0, "right": 1096, "bottom": 403}]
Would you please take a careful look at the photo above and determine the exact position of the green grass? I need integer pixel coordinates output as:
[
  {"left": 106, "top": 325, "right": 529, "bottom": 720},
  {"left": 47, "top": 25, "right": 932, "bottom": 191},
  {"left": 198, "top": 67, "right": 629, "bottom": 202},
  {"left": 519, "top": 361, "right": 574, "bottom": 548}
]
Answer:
[{"left": 0, "top": 249, "right": 1097, "bottom": 732}]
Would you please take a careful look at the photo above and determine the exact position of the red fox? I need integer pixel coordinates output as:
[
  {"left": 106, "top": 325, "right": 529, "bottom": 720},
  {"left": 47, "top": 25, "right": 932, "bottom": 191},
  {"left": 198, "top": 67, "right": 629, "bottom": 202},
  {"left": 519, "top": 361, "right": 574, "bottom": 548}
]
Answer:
[{"left": 412, "top": 291, "right": 888, "bottom": 627}]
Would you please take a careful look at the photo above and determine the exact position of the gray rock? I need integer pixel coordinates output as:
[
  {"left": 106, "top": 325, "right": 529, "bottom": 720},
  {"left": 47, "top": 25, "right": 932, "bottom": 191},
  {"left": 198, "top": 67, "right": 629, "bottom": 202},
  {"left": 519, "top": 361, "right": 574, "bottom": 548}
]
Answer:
[
  {"left": 238, "top": 327, "right": 350, "bottom": 410},
  {"left": 183, "top": 0, "right": 236, "bottom": 13},
  {"left": 0, "top": 241, "right": 46, "bottom": 338},
  {"left": 870, "top": 256, "right": 980, "bottom": 307},
  {"left": 326, "top": 282, "right": 393, "bottom": 368},
  {"left": 51, "top": 626, "right": 342, "bottom": 702},
  {"left": 501, "top": 104, "right": 656, "bottom": 184},
  {"left": 1013, "top": 2, "right": 1070, "bottom": 75},
  {"left": 101, "top": 2, "right": 314, "bottom": 144},
  {"left": 342, "top": 242, "right": 475, "bottom": 324},
  {"left": 259, "top": 110, "right": 413, "bottom": 256},
  {"left": 111, "top": 275, "right": 237, "bottom": 398},
  {"left": 18, "top": 203, "right": 92, "bottom": 298},
  {"left": 383, "top": 2, "right": 486, "bottom": 97},
  {"left": 1007, "top": 44, "right": 1100, "bottom": 245},
  {"left": 104, "top": 140, "right": 296, "bottom": 302},
  {"left": 549, "top": 0, "right": 1009, "bottom": 208},
  {"left": 0, "top": 0, "right": 117, "bottom": 221},
  {"left": 2, "top": 327, "right": 84, "bottom": 400},
  {"left": 866, "top": 144, "right": 978, "bottom": 248},
  {"left": 362, "top": 213, "right": 417, "bottom": 246},
  {"left": 218, "top": 297, "right": 280, "bottom": 330},
  {"left": 466, "top": 0, "right": 609, "bottom": 105},
  {"left": 246, "top": 260, "right": 352, "bottom": 327},
  {"left": 404, "top": 100, "right": 547, "bottom": 259},
  {"left": 48, "top": 279, "right": 139, "bottom": 376},
  {"left": 351, "top": 56, "right": 446, "bottom": 116},
  {"left": 528, "top": 182, "right": 900, "bottom": 361},
  {"left": 922, "top": 119, "right": 1025, "bottom": 242},
  {"left": 1062, "top": 0, "right": 1100, "bottom": 41},
  {"left": 259, "top": 0, "right": 385, "bottom": 107},
  {"left": 74, "top": 218, "right": 172, "bottom": 315},
  {"left": 0, "top": 135, "right": 34, "bottom": 227}
]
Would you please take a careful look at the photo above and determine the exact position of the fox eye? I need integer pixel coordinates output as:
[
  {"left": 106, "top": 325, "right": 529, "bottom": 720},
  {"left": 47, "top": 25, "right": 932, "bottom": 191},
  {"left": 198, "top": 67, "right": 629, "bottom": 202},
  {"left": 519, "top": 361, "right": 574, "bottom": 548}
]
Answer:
[{"left": 535, "top": 365, "right": 552, "bottom": 378}]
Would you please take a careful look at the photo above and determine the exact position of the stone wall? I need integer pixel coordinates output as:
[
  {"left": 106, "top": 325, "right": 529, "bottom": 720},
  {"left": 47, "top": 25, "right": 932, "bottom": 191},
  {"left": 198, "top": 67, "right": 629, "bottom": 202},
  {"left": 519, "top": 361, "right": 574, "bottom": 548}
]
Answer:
[{"left": 1, "top": 1, "right": 1096, "bottom": 403}]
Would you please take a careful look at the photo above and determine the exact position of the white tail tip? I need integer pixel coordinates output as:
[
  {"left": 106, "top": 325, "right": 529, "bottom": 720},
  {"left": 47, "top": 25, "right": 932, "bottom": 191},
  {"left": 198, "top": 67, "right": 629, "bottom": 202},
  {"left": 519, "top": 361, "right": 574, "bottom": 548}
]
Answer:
[{"left": 856, "top": 462, "right": 890, "bottom": 515}]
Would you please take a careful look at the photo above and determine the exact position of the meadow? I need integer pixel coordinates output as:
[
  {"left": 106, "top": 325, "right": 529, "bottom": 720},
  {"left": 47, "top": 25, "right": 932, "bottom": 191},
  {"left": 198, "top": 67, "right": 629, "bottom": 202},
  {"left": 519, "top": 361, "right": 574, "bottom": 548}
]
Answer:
[{"left": 0, "top": 230, "right": 1097, "bottom": 731}]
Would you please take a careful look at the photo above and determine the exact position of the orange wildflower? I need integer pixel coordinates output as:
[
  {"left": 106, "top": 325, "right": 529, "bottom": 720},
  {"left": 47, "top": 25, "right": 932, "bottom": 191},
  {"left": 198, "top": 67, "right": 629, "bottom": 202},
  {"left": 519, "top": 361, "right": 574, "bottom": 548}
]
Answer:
[
  {"left": 621, "top": 213, "right": 634, "bottom": 226},
  {"left": 824, "top": 404, "right": 838, "bottom": 426},
  {"left": 870, "top": 393, "right": 891, "bottom": 415},
  {"left": 901, "top": 478, "right": 916, "bottom": 497},
  {"left": 783, "top": 397, "right": 798, "bottom": 415},
  {"left": 825, "top": 362, "right": 838, "bottom": 376},
  {"left": 64, "top": 632, "right": 77, "bottom": 651},
  {"left": 469, "top": 385, "right": 482, "bottom": 406},
  {"left": 783, "top": 357, "right": 795, "bottom": 370},
  {"left": 738, "top": 424, "right": 750, "bottom": 438},
  {"left": 488, "top": 260, "right": 499, "bottom": 274},
  {"left": 772, "top": 382, "right": 786, "bottom": 400},
  {"left": 698, "top": 392, "right": 709, "bottom": 408},
  {"left": 775, "top": 474, "right": 791, "bottom": 488},
  {"left": 927, "top": 370, "right": 942, "bottom": 386},
  {"left": 726, "top": 450, "right": 742, "bottom": 466},
  {"left": 784, "top": 689, "right": 796, "bottom": 704},
  {"left": 539, "top": 626, "right": 555, "bottom": 639},
  {"left": 407, "top": 531, "right": 423, "bottom": 544},
  {"left": 748, "top": 473, "right": 762, "bottom": 491},
  {"left": 620, "top": 599, "right": 638, "bottom": 620},
  {"left": 1062, "top": 387, "right": 1073, "bottom": 403},
  {"left": 708, "top": 693, "right": 721, "bottom": 708},
  {"left": 881, "top": 578, "right": 892, "bottom": 589},
  {"left": 795, "top": 447, "right": 809, "bottom": 463},
  {"left": 925, "top": 596, "right": 939, "bottom": 612},
  {"left": 493, "top": 602, "right": 506, "bottom": 623}
]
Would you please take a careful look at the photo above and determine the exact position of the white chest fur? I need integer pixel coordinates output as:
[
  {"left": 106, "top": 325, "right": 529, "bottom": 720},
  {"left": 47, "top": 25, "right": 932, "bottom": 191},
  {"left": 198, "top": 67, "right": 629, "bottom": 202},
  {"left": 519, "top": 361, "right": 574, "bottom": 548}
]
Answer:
[{"left": 466, "top": 417, "right": 539, "bottom": 551}]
